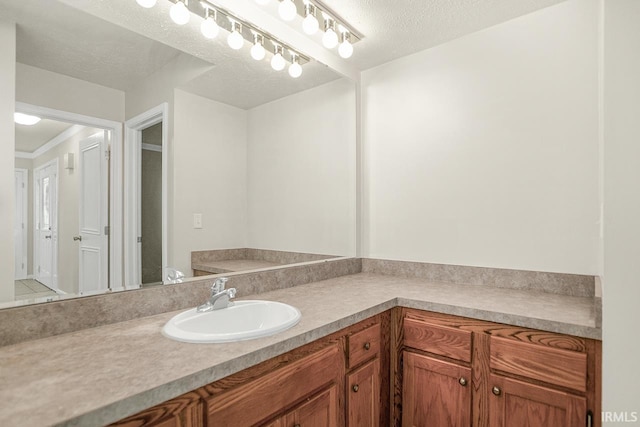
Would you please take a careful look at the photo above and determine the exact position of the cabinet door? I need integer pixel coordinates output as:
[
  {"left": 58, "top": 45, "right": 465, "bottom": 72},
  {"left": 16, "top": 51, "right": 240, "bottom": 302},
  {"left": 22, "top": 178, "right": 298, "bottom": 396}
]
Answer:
[
  {"left": 283, "top": 385, "right": 338, "bottom": 427},
  {"left": 347, "top": 358, "right": 380, "bottom": 426},
  {"left": 402, "top": 351, "right": 471, "bottom": 427},
  {"left": 109, "top": 392, "right": 204, "bottom": 427},
  {"left": 489, "top": 374, "right": 587, "bottom": 427}
]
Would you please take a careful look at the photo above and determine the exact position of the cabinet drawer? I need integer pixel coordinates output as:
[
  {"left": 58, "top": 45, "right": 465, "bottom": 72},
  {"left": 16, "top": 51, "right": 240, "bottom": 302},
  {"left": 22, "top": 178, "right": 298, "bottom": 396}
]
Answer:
[
  {"left": 490, "top": 335, "right": 587, "bottom": 392},
  {"left": 403, "top": 318, "right": 472, "bottom": 363},
  {"left": 348, "top": 323, "right": 380, "bottom": 368},
  {"left": 206, "top": 344, "right": 340, "bottom": 426}
]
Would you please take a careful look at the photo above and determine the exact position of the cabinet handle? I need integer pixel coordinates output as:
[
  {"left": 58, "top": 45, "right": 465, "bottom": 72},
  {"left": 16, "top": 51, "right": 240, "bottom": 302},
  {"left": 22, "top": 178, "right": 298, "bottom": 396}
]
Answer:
[
  {"left": 294, "top": 424, "right": 301, "bottom": 427},
  {"left": 492, "top": 386, "right": 502, "bottom": 396},
  {"left": 352, "top": 384, "right": 359, "bottom": 392},
  {"left": 364, "top": 342, "right": 371, "bottom": 350},
  {"left": 458, "top": 377, "right": 467, "bottom": 387}
]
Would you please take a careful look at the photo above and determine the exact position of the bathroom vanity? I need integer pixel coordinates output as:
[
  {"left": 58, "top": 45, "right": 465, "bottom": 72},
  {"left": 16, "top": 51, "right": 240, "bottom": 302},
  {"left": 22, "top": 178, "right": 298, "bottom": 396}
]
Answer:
[
  {"left": 0, "top": 261, "right": 601, "bottom": 427},
  {"left": 111, "top": 307, "right": 600, "bottom": 427}
]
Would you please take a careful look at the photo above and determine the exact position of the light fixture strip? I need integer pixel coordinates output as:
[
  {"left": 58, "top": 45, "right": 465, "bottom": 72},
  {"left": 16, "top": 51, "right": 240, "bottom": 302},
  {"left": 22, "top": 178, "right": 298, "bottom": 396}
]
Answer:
[
  {"left": 310, "top": 0, "right": 362, "bottom": 43},
  {"left": 199, "top": 0, "right": 310, "bottom": 64}
]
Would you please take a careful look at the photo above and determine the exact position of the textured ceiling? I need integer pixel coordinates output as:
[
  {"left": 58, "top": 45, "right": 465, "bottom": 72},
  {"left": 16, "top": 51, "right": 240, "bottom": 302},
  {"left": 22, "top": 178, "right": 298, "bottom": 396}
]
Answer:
[
  {"left": 315, "top": 0, "right": 567, "bottom": 70},
  {"left": 2, "top": 0, "right": 566, "bottom": 109},
  {"left": 15, "top": 119, "right": 73, "bottom": 153}
]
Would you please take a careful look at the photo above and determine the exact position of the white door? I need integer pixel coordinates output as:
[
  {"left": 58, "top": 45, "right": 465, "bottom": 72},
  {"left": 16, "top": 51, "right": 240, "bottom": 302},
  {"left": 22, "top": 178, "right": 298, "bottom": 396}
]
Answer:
[
  {"left": 34, "top": 161, "right": 58, "bottom": 289},
  {"left": 78, "top": 132, "right": 109, "bottom": 295},
  {"left": 14, "top": 169, "right": 28, "bottom": 280}
]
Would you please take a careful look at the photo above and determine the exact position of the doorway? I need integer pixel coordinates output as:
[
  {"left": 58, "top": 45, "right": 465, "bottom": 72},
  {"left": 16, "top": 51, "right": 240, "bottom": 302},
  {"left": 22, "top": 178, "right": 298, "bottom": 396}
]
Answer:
[{"left": 124, "top": 103, "right": 168, "bottom": 289}]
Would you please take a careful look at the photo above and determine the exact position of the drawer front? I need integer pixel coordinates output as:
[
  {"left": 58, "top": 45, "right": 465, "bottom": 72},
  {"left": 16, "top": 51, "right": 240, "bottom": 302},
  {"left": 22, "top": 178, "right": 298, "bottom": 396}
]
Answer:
[
  {"left": 348, "top": 323, "right": 381, "bottom": 368},
  {"left": 206, "top": 344, "right": 341, "bottom": 426},
  {"left": 403, "top": 318, "right": 472, "bottom": 363},
  {"left": 490, "top": 335, "right": 587, "bottom": 392}
]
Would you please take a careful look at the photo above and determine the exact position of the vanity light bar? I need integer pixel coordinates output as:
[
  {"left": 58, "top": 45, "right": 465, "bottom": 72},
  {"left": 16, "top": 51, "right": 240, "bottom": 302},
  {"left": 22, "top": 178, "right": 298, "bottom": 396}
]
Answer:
[
  {"left": 140, "top": 0, "right": 309, "bottom": 77},
  {"left": 256, "top": 0, "right": 362, "bottom": 57},
  {"left": 198, "top": 0, "right": 310, "bottom": 64}
]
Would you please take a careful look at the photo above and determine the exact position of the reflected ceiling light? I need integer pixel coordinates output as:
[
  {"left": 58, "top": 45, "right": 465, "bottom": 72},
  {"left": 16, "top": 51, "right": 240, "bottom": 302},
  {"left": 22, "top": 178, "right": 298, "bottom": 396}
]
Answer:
[
  {"left": 278, "top": 0, "right": 297, "bottom": 21},
  {"left": 322, "top": 18, "right": 338, "bottom": 49},
  {"left": 227, "top": 21, "right": 244, "bottom": 50},
  {"left": 14, "top": 112, "right": 41, "bottom": 126},
  {"left": 250, "top": 33, "right": 266, "bottom": 60},
  {"left": 255, "top": 0, "right": 270, "bottom": 4},
  {"left": 136, "top": 0, "right": 157, "bottom": 8},
  {"left": 302, "top": 3, "right": 319, "bottom": 35},
  {"left": 200, "top": 8, "right": 219, "bottom": 39},
  {"left": 271, "top": 45, "right": 286, "bottom": 71},
  {"left": 288, "top": 52, "right": 302, "bottom": 78},
  {"left": 338, "top": 30, "right": 353, "bottom": 58},
  {"left": 170, "top": 0, "right": 190, "bottom": 25}
]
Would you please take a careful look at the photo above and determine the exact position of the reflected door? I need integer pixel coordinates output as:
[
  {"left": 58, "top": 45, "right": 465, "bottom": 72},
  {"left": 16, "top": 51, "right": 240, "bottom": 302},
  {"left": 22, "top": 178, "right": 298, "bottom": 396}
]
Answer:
[
  {"left": 34, "top": 161, "right": 58, "bottom": 289},
  {"left": 14, "top": 169, "right": 28, "bottom": 280},
  {"left": 78, "top": 132, "right": 109, "bottom": 295}
]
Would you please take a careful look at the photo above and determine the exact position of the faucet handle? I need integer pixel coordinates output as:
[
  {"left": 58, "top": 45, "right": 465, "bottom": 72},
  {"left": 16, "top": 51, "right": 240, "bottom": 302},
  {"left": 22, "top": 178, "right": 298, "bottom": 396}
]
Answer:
[{"left": 211, "top": 277, "right": 229, "bottom": 293}]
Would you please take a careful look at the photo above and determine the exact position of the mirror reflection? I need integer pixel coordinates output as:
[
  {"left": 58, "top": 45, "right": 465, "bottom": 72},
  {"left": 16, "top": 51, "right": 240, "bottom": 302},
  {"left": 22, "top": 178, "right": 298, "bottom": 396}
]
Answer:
[{"left": 3, "top": 0, "right": 356, "bottom": 308}]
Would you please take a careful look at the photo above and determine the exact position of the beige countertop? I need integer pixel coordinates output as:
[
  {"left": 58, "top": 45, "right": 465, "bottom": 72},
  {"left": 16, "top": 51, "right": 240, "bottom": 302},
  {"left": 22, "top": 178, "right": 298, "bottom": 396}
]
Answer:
[
  {"left": 192, "top": 259, "right": 284, "bottom": 273},
  {"left": 0, "top": 272, "right": 600, "bottom": 427}
]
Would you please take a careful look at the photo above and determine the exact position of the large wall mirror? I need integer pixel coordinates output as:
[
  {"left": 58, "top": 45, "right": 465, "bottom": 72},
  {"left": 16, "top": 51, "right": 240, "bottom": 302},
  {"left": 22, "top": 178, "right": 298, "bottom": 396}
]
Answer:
[{"left": 1, "top": 0, "right": 356, "bottom": 308}]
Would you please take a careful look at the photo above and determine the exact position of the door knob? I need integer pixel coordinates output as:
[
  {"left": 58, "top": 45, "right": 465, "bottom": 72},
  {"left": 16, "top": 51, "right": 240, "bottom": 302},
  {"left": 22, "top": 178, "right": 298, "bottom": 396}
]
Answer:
[
  {"left": 45, "top": 235, "right": 52, "bottom": 239},
  {"left": 73, "top": 236, "right": 82, "bottom": 241}
]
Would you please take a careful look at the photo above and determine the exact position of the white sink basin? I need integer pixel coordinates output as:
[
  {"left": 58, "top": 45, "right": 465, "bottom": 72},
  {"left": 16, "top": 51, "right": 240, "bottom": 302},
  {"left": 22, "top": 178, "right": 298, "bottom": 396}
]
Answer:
[{"left": 162, "top": 300, "right": 301, "bottom": 343}]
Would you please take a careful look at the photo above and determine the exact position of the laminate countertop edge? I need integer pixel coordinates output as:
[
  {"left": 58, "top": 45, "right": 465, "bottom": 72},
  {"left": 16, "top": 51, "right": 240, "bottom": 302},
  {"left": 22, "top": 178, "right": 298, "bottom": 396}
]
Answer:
[{"left": 0, "top": 272, "right": 600, "bottom": 427}]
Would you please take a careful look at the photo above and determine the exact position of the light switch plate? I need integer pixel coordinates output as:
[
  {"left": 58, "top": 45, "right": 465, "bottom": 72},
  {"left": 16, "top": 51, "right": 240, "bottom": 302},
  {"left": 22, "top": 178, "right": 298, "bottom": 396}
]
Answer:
[{"left": 193, "top": 213, "right": 202, "bottom": 229}]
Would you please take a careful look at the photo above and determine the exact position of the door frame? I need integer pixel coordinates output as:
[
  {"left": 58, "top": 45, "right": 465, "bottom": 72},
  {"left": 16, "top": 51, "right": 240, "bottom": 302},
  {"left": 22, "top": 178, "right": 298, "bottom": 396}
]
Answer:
[
  {"left": 124, "top": 103, "right": 169, "bottom": 289},
  {"left": 16, "top": 102, "right": 124, "bottom": 291},
  {"left": 14, "top": 168, "right": 28, "bottom": 280},
  {"left": 33, "top": 158, "right": 59, "bottom": 290}
]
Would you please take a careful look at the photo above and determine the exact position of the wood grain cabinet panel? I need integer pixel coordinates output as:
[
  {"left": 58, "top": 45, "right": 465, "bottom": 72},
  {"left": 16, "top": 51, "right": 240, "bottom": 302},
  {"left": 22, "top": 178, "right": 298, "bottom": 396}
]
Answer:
[
  {"left": 489, "top": 374, "right": 587, "bottom": 427},
  {"left": 206, "top": 344, "right": 340, "bottom": 426},
  {"left": 347, "top": 358, "right": 380, "bottom": 427},
  {"left": 348, "top": 323, "right": 381, "bottom": 368},
  {"left": 403, "top": 317, "right": 472, "bottom": 363},
  {"left": 402, "top": 351, "right": 472, "bottom": 427},
  {"left": 490, "top": 335, "right": 587, "bottom": 392},
  {"left": 110, "top": 391, "right": 205, "bottom": 427},
  {"left": 281, "top": 385, "right": 339, "bottom": 427}
]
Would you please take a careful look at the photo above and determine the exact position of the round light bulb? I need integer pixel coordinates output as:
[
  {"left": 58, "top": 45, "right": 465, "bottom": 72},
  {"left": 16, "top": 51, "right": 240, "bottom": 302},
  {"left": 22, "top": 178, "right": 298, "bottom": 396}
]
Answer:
[
  {"left": 251, "top": 42, "right": 266, "bottom": 60},
  {"left": 201, "top": 16, "right": 219, "bottom": 39},
  {"left": 255, "top": 0, "right": 270, "bottom": 4},
  {"left": 338, "top": 40, "right": 353, "bottom": 58},
  {"left": 322, "top": 28, "right": 339, "bottom": 49},
  {"left": 288, "top": 61, "right": 302, "bottom": 78},
  {"left": 271, "top": 53, "right": 285, "bottom": 71},
  {"left": 278, "top": 0, "right": 297, "bottom": 21},
  {"left": 136, "top": 0, "right": 157, "bottom": 8},
  {"left": 170, "top": 1, "right": 190, "bottom": 25},
  {"left": 227, "top": 29, "right": 244, "bottom": 50},
  {"left": 302, "top": 14, "right": 319, "bottom": 35}
]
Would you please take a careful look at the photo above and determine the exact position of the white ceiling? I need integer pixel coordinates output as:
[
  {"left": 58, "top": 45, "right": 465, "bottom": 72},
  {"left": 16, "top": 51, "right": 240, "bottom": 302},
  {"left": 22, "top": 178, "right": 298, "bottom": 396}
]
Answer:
[
  {"left": 15, "top": 119, "right": 73, "bottom": 153},
  {"left": 1, "top": 0, "right": 566, "bottom": 109}
]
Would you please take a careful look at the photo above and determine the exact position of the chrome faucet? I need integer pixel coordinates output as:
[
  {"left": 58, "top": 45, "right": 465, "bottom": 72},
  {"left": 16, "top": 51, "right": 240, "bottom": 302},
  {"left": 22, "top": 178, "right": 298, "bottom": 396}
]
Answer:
[{"left": 197, "top": 277, "right": 236, "bottom": 312}]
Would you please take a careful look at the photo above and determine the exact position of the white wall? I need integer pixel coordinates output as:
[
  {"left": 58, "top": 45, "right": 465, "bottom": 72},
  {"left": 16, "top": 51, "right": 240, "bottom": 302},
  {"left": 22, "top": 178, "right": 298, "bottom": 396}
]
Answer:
[
  {"left": 362, "top": 0, "right": 600, "bottom": 275},
  {"left": 171, "top": 89, "right": 247, "bottom": 274},
  {"left": 602, "top": 0, "right": 640, "bottom": 422},
  {"left": 0, "top": 20, "right": 16, "bottom": 302},
  {"left": 247, "top": 79, "right": 357, "bottom": 256},
  {"left": 16, "top": 63, "right": 125, "bottom": 122}
]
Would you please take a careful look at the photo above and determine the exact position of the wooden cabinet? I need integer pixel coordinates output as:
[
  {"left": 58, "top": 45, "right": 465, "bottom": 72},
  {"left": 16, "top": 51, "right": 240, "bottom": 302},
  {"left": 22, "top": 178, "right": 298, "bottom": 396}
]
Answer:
[
  {"left": 347, "top": 358, "right": 380, "bottom": 426},
  {"left": 396, "top": 308, "right": 601, "bottom": 427},
  {"left": 402, "top": 352, "right": 471, "bottom": 427},
  {"left": 112, "top": 314, "right": 388, "bottom": 427}
]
